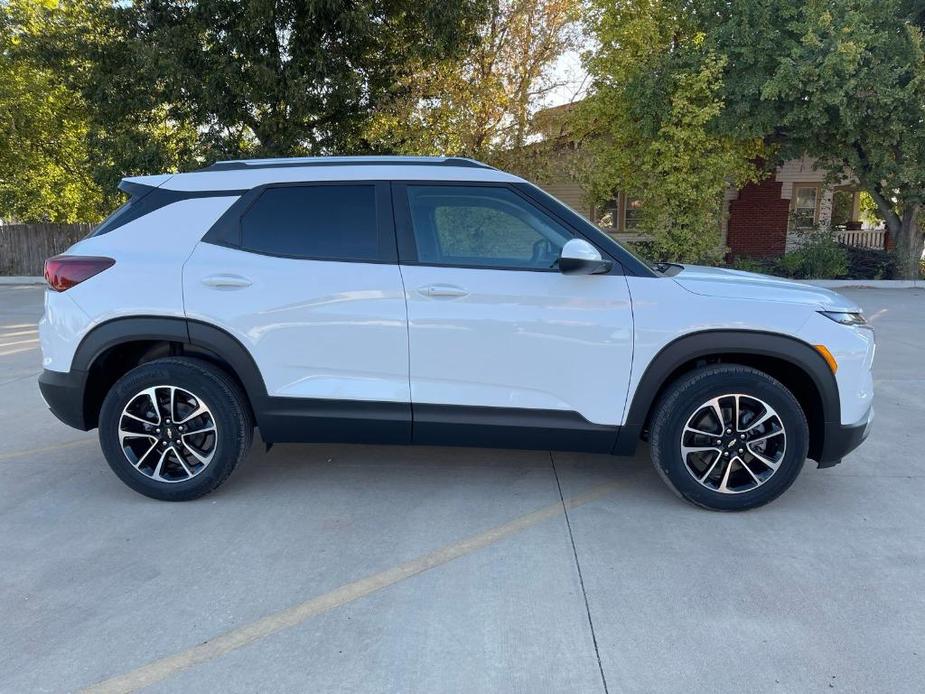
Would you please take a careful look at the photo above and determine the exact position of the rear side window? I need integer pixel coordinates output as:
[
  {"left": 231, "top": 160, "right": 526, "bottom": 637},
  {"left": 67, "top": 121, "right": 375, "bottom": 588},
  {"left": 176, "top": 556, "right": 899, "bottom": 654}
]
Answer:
[{"left": 240, "top": 185, "right": 379, "bottom": 261}]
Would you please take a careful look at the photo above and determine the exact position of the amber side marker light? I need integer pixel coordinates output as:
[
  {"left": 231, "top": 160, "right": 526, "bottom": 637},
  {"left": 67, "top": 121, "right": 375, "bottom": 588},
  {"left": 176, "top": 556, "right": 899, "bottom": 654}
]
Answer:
[{"left": 814, "top": 345, "right": 838, "bottom": 374}]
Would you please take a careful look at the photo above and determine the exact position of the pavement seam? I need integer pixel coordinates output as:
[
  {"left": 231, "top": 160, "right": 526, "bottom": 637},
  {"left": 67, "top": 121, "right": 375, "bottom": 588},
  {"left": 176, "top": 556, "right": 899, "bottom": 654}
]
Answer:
[
  {"left": 550, "top": 451, "right": 610, "bottom": 694},
  {"left": 79, "top": 481, "right": 621, "bottom": 694}
]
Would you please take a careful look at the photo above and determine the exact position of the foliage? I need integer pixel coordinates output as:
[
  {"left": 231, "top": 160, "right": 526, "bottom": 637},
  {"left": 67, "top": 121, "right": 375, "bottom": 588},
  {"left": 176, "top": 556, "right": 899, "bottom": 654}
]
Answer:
[
  {"left": 728, "top": 255, "right": 778, "bottom": 275},
  {"left": 365, "top": 0, "right": 580, "bottom": 177},
  {"left": 0, "top": 0, "right": 100, "bottom": 221},
  {"left": 728, "top": 231, "right": 905, "bottom": 280},
  {"left": 578, "top": 1, "right": 764, "bottom": 264},
  {"left": 857, "top": 192, "right": 884, "bottom": 228},
  {"left": 116, "top": 0, "right": 487, "bottom": 158},
  {"left": 580, "top": 0, "right": 925, "bottom": 277},
  {"left": 0, "top": 49, "right": 101, "bottom": 222},
  {"left": 843, "top": 245, "right": 897, "bottom": 280},
  {"left": 777, "top": 231, "right": 849, "bottom": 280},
  {"left": 706, "top": 0, "right": 925, "bottom": 278},
  {"left": 0, "top": 0, "right": 486, "bottom": 221},
  {"left": 1, "top": 0, "right": 200, "bottom": 221}
]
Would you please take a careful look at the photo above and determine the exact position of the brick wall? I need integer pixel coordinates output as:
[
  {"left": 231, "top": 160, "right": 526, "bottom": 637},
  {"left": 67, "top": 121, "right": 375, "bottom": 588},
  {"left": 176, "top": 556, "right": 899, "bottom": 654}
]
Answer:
[{"left": 727, "top": 179, "right": 791, "bottom": 257}]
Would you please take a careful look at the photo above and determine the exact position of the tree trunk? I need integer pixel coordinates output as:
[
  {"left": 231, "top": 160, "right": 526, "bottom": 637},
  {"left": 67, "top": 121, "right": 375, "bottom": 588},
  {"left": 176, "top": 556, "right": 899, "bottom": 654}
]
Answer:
[{"left": 894, "top": 205, "right": 923, "bottom": 280}]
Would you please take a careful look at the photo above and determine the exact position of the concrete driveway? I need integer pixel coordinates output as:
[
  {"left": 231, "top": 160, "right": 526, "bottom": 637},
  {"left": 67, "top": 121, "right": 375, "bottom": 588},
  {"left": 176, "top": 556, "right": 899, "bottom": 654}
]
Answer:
[{"left": 1, "top": 285, "right": 923, "bottom": 693}]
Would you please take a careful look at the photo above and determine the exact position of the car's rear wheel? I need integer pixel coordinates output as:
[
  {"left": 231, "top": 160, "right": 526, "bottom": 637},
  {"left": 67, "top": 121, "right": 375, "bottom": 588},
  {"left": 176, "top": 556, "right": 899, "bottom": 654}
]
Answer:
[
  {"left": 649, "top": 365, "right": 809, "bottom": 511},
  {"left": 99, "top": 357, "right": 253, "bottom": 501}
]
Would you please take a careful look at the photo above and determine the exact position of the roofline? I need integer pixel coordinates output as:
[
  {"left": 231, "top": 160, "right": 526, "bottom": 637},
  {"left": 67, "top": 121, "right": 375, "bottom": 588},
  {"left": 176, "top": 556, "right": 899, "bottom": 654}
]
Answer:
[{"left": 198, "top": 156, "right": 494, "bottom": 172}]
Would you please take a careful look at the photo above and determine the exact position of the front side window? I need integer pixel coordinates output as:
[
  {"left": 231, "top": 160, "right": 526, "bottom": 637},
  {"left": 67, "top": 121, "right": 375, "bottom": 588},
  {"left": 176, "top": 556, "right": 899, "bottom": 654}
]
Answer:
[
  {"left": 405, "top": 185, "right": 573, "bottom": 269},
  {"left": 240, "top": 185, "right": 379, "bottom": 260}
]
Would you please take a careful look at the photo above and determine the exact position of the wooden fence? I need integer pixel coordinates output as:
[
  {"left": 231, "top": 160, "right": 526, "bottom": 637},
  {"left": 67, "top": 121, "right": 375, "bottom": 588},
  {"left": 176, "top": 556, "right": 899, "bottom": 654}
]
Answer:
[{"left": 0, "top": 223, "right": 94, "bottom": 276}]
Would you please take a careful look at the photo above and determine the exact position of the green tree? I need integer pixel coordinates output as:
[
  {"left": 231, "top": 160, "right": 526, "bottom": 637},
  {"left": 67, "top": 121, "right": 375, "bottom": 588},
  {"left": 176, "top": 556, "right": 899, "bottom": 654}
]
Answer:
[
  {"left": 120, "top": 0, "right": 487, "bottom": 158},
  {"left": 0, "top": 0, "right": 101, "bottom": 221},
  {"left": 366, "top": 0, "right": 581, "bottom": 175},
  {"left": 582, "top": 0, "right": 925, "bottom": 276},
  {"left": 0, "top": 46, "right": 101, "bottom": 222},
  {"left": 1, "top": 0, "right": 199, "bottom": 221},
  {"left": 579, "top": 1, "right": 763, "bottom": 263},
  {"left": 741, "top": 0, "right": 925, "bottom": 278}
]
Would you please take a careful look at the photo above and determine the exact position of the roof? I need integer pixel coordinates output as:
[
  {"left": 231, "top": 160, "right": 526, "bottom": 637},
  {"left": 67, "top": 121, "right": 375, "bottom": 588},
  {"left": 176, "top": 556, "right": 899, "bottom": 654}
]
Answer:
[{"left": 138, "top": 156, "right": 523, "bottom": 193}]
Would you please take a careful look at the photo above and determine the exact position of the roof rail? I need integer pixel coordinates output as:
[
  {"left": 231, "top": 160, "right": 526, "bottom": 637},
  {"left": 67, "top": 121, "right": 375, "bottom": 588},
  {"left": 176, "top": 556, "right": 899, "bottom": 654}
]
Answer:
[{"left": 198, "top": 156, "right": 494, "bottom": 172}]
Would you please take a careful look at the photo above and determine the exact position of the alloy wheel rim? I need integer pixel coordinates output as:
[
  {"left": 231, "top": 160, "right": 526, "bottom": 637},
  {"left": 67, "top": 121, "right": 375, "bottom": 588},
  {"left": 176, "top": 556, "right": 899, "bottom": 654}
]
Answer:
[
  {"left": 118, "top": 385, "right": 217, "bottom": 483},
  {"left": 679, "top": 393, "right": 786, "bottom": 494}
]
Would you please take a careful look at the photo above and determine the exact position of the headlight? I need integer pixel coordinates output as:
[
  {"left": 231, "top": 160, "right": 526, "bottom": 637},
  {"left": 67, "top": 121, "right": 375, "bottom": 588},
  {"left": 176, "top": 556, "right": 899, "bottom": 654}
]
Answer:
[{"left": 819, "top": 310, "right": 870, "bottom": 327}]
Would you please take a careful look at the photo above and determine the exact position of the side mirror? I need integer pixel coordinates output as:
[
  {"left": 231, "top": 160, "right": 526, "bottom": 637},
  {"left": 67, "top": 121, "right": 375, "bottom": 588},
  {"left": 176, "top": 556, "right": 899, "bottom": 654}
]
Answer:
[{"left": 558, "top": 238, "right": 613, "bottom": 275}]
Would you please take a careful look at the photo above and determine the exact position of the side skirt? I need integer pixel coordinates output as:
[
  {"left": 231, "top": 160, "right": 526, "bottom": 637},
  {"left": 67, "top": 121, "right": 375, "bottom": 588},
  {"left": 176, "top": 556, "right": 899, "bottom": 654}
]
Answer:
[{"left": 256, "top": 399, "right": 621, "bottom": 454}]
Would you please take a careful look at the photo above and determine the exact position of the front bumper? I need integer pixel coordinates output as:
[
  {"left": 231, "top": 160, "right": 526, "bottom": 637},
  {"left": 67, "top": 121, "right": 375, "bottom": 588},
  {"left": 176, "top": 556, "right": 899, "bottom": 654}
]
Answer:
[
  {"left": 817, "top": 407, "right": 874, "bottom": 468},
  {"left": 38, "top": 368, "right": 91, "bottom": 431}
]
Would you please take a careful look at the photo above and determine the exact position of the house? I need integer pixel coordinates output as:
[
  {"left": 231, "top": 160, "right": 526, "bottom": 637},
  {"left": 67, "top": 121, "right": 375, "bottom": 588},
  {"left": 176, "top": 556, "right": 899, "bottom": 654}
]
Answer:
[{"left": 526, "top": 104, "right": 885, "bottom": 257}]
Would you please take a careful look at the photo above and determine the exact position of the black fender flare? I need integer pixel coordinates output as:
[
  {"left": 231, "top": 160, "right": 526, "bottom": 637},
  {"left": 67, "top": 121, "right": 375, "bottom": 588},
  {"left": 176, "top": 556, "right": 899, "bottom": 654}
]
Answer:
[
  {"left": 614, "top": 330, "right": 840, "bottom": 456},
  {"left": 72, "top": 316, "right": 269, "bottom": 420}
]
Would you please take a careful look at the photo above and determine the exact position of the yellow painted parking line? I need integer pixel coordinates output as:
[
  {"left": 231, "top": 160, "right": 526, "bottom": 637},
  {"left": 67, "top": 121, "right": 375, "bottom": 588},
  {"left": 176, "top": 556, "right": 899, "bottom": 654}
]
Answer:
[
  {"left": 0, "top": 438, "right": 95, "bottom": 463},
  {"left": 0, "top": 337, "right": 39, "bottom": 349},
  {"left": 0, "top": 329, "right": 38, "bottom": 338},
  {"left": 0, "top": 323, "right": 36, "bottom": 330},
  {"left": 82, "top": 481, "right": 620, "bottom": 694}
]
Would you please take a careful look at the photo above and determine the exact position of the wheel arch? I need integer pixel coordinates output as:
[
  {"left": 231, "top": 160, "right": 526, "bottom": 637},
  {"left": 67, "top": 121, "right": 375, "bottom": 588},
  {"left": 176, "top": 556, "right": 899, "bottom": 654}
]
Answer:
[
  {"left": 616, "top": 330, "right": 840, "bottom": 461},
  {"left": 73, "top": 317, "right": 267, "bottom": 429}
]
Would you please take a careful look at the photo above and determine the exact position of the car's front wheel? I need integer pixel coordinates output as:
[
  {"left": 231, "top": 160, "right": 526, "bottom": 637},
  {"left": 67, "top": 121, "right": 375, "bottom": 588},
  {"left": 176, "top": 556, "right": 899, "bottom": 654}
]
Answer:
[
  {"left": 98, "top": 357, "right": 253, "bottom": 501},
  {"left": 649, "top": 365, "right": 809, "bottom": 511}
]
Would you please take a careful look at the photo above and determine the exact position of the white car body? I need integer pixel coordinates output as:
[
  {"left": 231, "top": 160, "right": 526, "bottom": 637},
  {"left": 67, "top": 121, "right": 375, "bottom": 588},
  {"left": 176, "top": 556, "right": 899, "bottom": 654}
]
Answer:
[{"left": 39, "top": 156, "right": 874, "bottom": 474}]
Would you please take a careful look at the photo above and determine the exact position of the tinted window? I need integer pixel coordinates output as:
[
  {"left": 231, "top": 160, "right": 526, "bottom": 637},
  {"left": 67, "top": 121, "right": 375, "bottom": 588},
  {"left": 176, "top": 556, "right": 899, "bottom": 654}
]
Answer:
[
  {"left": 406, "top": 185, "right": 573, "bottom": 269},
  {"left": 241, "top": 185, "right": 379, "bottom": 260}
]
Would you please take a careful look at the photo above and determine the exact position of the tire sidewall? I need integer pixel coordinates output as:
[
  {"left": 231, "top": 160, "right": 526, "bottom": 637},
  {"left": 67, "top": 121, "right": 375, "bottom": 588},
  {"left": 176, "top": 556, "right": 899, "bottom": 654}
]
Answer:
[
  {"left": 99, "top": 360, "right": 244, "bottom": 501},
  {"left": 652, "top": 370, "right": 809, "bottom": 511}
]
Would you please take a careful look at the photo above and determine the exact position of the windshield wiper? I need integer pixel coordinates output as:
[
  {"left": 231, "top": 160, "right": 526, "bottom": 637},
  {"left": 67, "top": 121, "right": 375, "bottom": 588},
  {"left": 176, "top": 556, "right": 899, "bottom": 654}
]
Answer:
[{"left": 653, "top": 261, "right": 684, "bottom": 275}]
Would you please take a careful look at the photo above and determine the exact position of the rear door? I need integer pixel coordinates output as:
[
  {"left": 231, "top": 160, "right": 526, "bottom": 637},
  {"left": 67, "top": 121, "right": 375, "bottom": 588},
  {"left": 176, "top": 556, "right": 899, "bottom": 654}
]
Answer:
[
  {"left": 183, "top": 181, "right": 411, "bottom": 443},
  {"left": 394, "top": 182, "right": 634, "bottom": 451}
]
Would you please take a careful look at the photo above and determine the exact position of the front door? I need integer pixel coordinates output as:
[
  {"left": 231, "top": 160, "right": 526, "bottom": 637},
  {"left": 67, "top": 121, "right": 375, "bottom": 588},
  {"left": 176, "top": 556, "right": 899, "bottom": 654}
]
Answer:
[{"left": 393, "top": 182, "right": 634, "bottom": 452}]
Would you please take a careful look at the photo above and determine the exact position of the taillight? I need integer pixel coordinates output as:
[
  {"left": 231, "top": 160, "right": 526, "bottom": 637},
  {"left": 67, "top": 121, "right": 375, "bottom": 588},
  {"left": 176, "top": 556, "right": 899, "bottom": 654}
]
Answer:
[{"left": 44, "top": 256, "right": 115, "bottom": 292}]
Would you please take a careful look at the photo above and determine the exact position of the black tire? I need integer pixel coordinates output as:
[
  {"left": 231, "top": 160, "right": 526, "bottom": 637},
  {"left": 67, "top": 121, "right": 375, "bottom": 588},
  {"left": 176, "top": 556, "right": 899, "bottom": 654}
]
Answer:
[
  {"left": 649, "top": 365, "right": 809, "bottom": 511},
  {"left": 98, "top": 357, "right": 253, "bottom": 501}
]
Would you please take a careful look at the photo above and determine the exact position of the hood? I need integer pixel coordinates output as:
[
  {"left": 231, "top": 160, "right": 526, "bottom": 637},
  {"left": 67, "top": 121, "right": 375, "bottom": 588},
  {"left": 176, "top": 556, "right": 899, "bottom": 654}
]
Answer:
[{"left": 672, "top": 265, "right": 859, "bottom": 311}]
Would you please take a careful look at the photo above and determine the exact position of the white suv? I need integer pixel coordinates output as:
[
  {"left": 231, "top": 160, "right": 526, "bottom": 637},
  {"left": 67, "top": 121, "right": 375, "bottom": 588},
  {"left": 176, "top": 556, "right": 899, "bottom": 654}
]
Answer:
[{"left": 38, "top": 156, "right": 874, "bottom": 510}]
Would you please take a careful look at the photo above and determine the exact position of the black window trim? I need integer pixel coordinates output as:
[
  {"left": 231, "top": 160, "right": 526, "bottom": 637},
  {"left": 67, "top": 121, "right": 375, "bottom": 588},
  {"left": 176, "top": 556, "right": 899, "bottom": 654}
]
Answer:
[
  {"left": 391, "top": 180, "right": 625, "bottom": 275},
  {"left": 201, "top": 180, "right": 398, "bottom": 265}
]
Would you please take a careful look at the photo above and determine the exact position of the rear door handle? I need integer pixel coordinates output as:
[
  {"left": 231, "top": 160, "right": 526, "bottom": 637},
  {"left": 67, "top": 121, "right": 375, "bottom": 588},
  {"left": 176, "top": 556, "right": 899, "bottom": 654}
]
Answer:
[
  {"left": 419, "top": 284, "right": 469, "bottom": 298},
  {"left": 202, "top": 274, "right": 253, "bottom": 289}
]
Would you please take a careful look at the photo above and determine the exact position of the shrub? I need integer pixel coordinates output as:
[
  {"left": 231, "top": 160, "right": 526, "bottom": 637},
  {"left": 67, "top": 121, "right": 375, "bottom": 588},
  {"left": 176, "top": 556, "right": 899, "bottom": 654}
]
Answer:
[
  {"left": 728, "top": 256, "right": 778, "bottom": 274},
  {"left": 780, "top": 230, "right": 850, "bottom": 279},
  {"left": 843, "top": 245, "right": 896, "bottom": 280}
]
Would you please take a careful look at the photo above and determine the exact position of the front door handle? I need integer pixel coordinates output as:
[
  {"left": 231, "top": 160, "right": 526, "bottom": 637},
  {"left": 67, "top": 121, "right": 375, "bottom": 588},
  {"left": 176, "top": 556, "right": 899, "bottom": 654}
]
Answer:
[
  {"left": 202, "top": 274, "right": 253, "bottom": 289},
  {"left": 419, "top": 284, "right": 469, "bottom": 298}
]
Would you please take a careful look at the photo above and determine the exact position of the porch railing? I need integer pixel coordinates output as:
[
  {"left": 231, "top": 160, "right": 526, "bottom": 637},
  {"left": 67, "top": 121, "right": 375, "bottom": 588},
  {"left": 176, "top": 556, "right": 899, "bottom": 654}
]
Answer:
[{"left": 835, "top": 229, "right": 886, "bottom": 250}]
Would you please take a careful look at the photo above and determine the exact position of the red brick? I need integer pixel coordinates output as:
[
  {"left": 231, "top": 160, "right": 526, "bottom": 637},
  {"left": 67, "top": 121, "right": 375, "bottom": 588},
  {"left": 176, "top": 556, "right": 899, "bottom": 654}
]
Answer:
[{"left": 727, "top": 179, "right": 790, "bottom": 257}]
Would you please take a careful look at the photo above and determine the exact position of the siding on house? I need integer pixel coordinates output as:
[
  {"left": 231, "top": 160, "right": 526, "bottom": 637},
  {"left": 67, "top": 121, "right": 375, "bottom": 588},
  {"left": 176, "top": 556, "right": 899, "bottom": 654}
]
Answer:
[
  {"left": 536, "top": 183, "right": 590, "bottom": 219},
  {"left": 530, "top": 151, "right": 860, "bottom": 258}
]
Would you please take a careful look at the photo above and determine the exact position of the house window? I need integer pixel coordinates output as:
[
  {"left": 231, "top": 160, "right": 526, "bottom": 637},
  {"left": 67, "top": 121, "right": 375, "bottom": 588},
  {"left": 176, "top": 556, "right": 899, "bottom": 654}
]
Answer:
[
  {"left": 831, "top": 189, "right": 861, "bottom": 229},
  {"left": 791, "top": 184, "right": 819, "bottom": 229},
  {"left": 596, "top": 195, "right": 619, "bottom": 229},
  {"left": 624, "top": 197, "right": 644, "bottom": 231}
]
